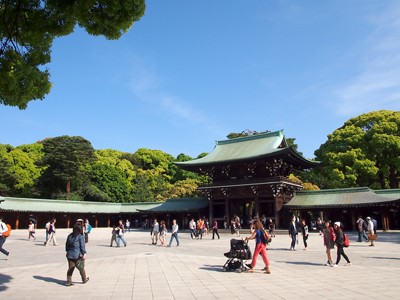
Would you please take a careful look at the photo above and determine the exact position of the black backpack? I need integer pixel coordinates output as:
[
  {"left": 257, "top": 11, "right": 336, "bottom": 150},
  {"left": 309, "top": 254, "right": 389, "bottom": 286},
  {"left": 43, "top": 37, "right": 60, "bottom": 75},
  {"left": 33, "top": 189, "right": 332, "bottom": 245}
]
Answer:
[{"left": 261, "top": 229, "right": 271, "bottom": 244}]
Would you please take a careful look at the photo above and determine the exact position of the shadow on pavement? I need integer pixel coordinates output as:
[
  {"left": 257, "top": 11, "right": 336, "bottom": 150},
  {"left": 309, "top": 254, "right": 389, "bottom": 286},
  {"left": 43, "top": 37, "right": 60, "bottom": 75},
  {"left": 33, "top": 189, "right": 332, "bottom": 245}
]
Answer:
[
  {"left": 276, "top": 261, "right": 322, "bottom": 266},
  {"left": 199, "top": 265, "right": 224, "bottom": 272},
  {"left": 33, "top": 275, "right": 65, "bottom": 286},
  {"left": 368, "top": 256, "right": 400, "bottom": 260},
  {"left": 0, "top": 273, "right": 12, "bottom": 291}
]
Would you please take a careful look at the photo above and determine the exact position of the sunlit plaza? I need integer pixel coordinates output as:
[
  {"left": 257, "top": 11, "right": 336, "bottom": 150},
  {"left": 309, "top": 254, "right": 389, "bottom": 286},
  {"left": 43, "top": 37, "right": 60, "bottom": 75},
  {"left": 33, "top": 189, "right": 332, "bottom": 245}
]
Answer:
[{"left": 1, "top": 228, "right": 399, "bottom": 299}]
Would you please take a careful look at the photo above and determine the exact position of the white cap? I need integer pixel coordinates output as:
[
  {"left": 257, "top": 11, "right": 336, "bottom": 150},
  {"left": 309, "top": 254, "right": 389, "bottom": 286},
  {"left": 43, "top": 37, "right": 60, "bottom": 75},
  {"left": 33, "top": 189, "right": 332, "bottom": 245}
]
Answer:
[{"left": 334, "top": 222, "right": 341, "bottom": 227}]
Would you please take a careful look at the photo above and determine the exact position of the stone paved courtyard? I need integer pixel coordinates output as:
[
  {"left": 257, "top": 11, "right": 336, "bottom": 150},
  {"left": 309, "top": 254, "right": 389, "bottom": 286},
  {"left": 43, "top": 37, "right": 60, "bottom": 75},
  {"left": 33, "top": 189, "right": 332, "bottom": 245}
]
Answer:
[{"left": 1, "top": 227, "right": 400, "bottom": 299}]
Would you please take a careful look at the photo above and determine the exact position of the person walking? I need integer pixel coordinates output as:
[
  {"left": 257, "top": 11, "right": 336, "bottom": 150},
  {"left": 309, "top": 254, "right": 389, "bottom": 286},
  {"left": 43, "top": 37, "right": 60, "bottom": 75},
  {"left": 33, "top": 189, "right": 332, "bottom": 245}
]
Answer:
[
  {"left": 28, "top": 220, "right": 36, "bottom": 240},
  {"left": 167, "top": 219, "right": 179, "bottom": 247},
  {"left": 116, "top": 220, "right": 127, "bottom": 247},
  {"left": 65, "top": 224, "right": 89, "bottom": 286},
  {"left": 0, "top": 217, "right": 10, "bottom": 259},
  {"left": 212, "top": 219, "right": 220, "bottom": 239},
  {"left": 45, "top": 219, "right": 58, "bottom": 246},
  {"left": 356, "top": 216, "right": 368, "bottom": 242},
  {"left": 44, "top": 220, "right": 51, "bottom": 245},
  {"left": 197, "top": 218, "right": 204, "bottom": 239},
  {"left": 110, "top": 226, "right": 117, "bottom": 247},
  {"left": 301, "top": 219, "right": 309, "bottom": 250},
  {"left": 289, "top": 217, "right": 298, "bottom": 250},
  {"left": 189, "top": 218, "right": 196, "bottom": 239},
  {"left": 268, "top": 219, "right": 276, "bottom": 238},
  {"left": 332, "top": 222, "right": 351, "bottom": 267},
  {"left": 366, "top": 217, "right": 375, "bottom": 246},
  {"left": 244, "top": 219, "right": 271, "bottom": 274},
  {"left": 125, "top": 220, "right": 131, "bottom": 232},
  {"left": 151, "top": 219, "right": 160, "bottom": 245},
  {"left": 322, "top": 220, "right": 335, "bottom": 266},
  {"left": 159, "top": 220, "right": 167, "bottom": 246}
]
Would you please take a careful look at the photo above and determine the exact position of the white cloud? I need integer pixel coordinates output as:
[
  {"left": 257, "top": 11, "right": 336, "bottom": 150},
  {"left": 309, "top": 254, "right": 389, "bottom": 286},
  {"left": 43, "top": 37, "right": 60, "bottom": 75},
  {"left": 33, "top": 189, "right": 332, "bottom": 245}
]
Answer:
[
  {"left": 126, "top": 61, "right": 223, "bottom": 134},
  {"left": 335, "top": 3, "right": 400, "bottom": 116}
]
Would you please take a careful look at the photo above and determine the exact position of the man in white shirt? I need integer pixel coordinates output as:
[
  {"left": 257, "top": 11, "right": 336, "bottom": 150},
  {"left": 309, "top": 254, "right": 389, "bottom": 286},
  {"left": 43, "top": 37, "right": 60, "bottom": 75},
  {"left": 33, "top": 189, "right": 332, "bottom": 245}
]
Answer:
[
  {"left": 151, "top": 219, "right": 159, "bottom": 245},
  {"left": 189, "top": 218, "right": 196, "bottom": 239},
  {"left": 167, "top": 219, "right": 179, "bottom": 247},
  {"left": 0, "top": 216, "right": 10, "bottom": 259}
]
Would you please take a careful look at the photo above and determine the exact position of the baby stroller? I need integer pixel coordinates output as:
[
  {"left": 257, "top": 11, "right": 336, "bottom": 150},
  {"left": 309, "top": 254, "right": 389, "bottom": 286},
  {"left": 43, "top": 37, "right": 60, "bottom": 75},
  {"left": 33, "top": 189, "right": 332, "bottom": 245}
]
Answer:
[{"left": 222, "top": 239, "right": 252, "bottom": 272}]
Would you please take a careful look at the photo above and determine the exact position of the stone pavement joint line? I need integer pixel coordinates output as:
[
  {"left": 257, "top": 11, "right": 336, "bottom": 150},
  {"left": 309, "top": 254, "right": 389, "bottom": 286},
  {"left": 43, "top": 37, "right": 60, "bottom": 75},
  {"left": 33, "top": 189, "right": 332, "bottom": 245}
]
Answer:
[{"left": 1, "top": 228, "right": 400, "bottom": 299}]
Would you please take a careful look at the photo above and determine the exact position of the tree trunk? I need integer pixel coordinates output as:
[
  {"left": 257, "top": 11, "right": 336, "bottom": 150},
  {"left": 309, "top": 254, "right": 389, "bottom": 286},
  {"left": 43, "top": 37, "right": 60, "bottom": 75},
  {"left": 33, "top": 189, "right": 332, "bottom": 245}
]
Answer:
[
  {"left": 377, "top": 171, "right": 386, "bottom": 189},
  {"left": 389, "top": 165, "right": 399, "bottom": 188}
]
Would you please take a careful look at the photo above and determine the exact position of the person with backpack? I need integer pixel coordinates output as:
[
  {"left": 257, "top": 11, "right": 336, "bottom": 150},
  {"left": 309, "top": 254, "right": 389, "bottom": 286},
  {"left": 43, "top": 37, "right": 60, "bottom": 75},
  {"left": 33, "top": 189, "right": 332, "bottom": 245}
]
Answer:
[
  {"left": 65, "top": 224, "right": 89, "bottom": 286},
  {"left": 45, "top": 219, "right": 58, "bottom": 246},
  {"left": 332, "top": 222, "right": 351, "bottom": 267},
  {"left": 244, "top": 219, "right": 271, "bottom": 274},
  {"left": 0, "top": 216, "right": 10, "bottom": 259}
]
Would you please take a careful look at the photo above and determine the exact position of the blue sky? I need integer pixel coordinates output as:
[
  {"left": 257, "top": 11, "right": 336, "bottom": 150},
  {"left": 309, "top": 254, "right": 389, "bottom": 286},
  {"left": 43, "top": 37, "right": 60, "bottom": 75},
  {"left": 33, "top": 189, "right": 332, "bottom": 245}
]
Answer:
[{"left": 1, "top": 1, "right": 400, "bottom": 159}]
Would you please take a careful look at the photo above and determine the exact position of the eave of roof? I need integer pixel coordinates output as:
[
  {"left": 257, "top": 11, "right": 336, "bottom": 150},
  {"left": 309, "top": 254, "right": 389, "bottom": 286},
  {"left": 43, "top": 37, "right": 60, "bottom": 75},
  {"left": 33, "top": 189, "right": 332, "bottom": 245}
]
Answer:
[
  {"left": 175, "top": 130, "right": 318, "bottom": 168},
  {"left": 137, "top": 198, "right": 208, "bottom": 213},
  {"left": 285, "top": 187, "right": 400, "bottom": 209},
  {"left": 0, "top": 197, "right": 161, "bottom": 214}
]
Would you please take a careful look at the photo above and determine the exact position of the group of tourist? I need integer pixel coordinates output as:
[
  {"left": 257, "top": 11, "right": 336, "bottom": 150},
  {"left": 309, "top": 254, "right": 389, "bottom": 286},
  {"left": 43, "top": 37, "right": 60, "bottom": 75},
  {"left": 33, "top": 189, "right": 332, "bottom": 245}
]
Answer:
[
  {"left": 148, "top": 218, "right": 180, "bottom": 247},
  {"left": 188, "top": 217, "right": 220, "bottom": 240},
  {"left": 356, "top": 215, "right": 377, "bottom": 246},
  {"left": 0, "top": 213, "right": 381, "bottom": 285}
]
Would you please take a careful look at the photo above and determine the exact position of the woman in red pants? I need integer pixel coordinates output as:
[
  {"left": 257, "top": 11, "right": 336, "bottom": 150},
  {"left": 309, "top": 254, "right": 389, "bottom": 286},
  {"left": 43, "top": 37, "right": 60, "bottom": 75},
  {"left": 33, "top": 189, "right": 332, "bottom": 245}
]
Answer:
[{"left": 244, "top": 219, "right": 271, "bottom": 274}]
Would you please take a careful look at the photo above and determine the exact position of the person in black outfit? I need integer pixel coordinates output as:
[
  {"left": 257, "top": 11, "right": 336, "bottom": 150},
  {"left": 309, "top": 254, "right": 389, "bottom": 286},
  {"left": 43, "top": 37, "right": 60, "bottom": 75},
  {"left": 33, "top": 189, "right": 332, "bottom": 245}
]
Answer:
[
  {"left": 332, "top": 221, "right": 351, "bottom": 267},
  {"left": 288, "top": 217, "right": 298, "bottom": 250}
]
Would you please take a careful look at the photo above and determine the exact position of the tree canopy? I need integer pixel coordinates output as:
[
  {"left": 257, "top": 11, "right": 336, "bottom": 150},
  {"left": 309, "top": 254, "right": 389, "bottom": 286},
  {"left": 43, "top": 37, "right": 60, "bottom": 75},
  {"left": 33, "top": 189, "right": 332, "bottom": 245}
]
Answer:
[
  {"left": 0, "top": 0, "right": 145, "bottom": 109},
  {"left": 0, "top": 136, "right": 206, "bottom": 202},
  {"left": 313, "top": 110, "right": 400, "bottom": 189}
]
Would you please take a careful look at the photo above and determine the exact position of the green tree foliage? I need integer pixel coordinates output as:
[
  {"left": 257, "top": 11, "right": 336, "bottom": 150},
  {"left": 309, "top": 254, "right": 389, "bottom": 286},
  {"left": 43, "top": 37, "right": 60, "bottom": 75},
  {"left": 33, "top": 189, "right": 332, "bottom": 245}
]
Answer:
[
  {"left": 0, "top": 143, "right": 43, "bottom": 196},
  {"left": 37, "top": 136, "right": 95, "bottom": 197},
  {"left": 0, "top": 0, "right": 145, "bottom": 108},
  {"left": 314, "top": 110, "right": 400, "bottom": 189}
]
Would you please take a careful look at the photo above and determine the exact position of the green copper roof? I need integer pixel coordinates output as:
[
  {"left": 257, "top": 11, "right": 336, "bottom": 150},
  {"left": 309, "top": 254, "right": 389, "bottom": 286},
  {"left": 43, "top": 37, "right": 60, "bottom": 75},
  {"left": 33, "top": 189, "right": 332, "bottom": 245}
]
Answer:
[
  {"left": 0, "top": 197, "right": 160, "bottom": 214},
  {"left": 375, "top": 189, "right": 400, "bottom": 199},
  {"left": 286, "top": 187, "right": 400, "bottom": 209},
  {"left": 137, "top": 198, "right": 208, "bottom": 213},
  {"left": 175, "top": 130, "right": 317, "bottom": 167}
]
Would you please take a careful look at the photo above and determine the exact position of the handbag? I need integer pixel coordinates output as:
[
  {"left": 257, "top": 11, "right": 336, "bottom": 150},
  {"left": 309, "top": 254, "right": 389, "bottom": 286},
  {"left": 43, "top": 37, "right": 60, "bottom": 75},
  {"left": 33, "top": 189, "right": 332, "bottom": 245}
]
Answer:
[
  {"left": 76, "top": 258, "right": 84, "bottom": 271},
  {"left": 368, "top": 233, "right": 377, "bottom": 241}
]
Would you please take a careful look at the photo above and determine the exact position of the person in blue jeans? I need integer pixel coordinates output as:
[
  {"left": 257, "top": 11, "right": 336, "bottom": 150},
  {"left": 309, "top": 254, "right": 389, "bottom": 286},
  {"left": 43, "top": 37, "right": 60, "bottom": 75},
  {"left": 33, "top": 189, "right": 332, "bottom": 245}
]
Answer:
[
  {"left": 116, "top": 220, "right": 127, "bottom": 247},
  {"left": 167, "top": 219, "right": 179, "bottom": 247}
]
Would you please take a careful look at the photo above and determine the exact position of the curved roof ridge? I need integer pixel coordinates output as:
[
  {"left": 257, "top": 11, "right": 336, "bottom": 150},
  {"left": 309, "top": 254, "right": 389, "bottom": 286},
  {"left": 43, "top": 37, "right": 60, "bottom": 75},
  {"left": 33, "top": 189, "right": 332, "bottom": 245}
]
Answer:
[
  {"left": 217, "top": 130, "right": 284, "bottom": 145},
  {"left": 296, "top": 187, "right": 372, "bottom": 194}
]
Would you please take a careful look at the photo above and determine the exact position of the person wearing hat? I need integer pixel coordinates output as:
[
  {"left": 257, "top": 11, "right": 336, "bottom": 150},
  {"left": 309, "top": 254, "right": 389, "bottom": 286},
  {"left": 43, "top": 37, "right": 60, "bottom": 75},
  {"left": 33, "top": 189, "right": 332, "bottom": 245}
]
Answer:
[
  {"left": 366, "top": 217, "right": 375, "bottom": 246},
  {"left": 332, "top": 222, "right": 351, "bottom": 267}
]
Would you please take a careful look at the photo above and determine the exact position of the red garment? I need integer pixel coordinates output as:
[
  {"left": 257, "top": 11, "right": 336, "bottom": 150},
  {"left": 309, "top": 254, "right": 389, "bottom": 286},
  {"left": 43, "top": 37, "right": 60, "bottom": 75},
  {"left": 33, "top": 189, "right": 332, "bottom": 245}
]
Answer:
[{"left": 251, "top": 242, "right": 269, "bottom": 268}]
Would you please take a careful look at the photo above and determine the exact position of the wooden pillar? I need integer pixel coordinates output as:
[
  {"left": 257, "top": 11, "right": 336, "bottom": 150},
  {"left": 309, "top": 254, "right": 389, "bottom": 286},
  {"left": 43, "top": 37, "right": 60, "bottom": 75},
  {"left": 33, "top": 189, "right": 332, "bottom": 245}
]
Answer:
[
  {"left": 319, "top": 211, "right": 324, "bottom": 222},
  {"left": 382, "top": 208, "right": 390, "bottom": 231},
  {"left": 351, "top": 210, "right": 356, "bottom": 231},
  {"left": 15, "top": 214, "right": 20, "bottom": 230},
  {"left": 107, "top": 217, "right": 111, "bottom": 228},
  {"left": 95, "top": 218, "right": 98, "bottom": 228},
  {"left": 225, "top": 198, "right": 230, "bottom": 225},
  {"left": 254, "top": 196, "right": 260, "bottom": 218},
  {"left": 209, "top": 198, "right": 214, "bottom": 224},
  {"left": 67, "top": 218, "right": 71, "bottom": 229},
  {"left": 274, "top": 196, "right": 281, "bottom": 229}
]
